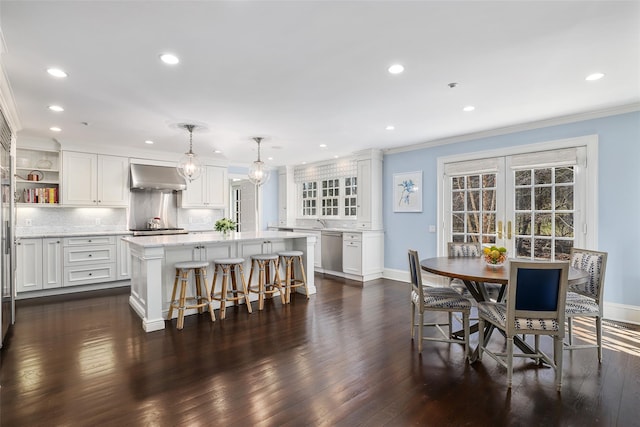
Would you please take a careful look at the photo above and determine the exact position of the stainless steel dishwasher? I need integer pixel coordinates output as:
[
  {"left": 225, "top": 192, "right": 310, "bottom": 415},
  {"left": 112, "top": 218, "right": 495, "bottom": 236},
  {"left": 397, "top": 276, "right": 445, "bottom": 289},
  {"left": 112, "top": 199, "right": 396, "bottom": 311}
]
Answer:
[{"left": 321, "top": 231, "right": 343, "bottom": 272}]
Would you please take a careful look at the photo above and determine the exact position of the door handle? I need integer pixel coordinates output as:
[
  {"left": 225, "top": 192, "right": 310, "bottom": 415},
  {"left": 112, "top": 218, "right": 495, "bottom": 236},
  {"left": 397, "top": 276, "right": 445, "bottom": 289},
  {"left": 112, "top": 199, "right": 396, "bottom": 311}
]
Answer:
[
  {"left": 507, "top": 221, "right": 512, "bottom": 240},
  {"left": 497, "top": 221, "right": 503, "bottom": 240}
]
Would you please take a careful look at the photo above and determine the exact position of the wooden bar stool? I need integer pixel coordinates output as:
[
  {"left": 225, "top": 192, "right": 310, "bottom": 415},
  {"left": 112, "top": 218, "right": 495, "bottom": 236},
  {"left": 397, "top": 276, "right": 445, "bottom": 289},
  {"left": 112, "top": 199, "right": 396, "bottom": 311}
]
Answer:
[
  {"left": 248, "top": 254, "right": 286, "bottom": 310},
  {"left": 168, "top": 261, "right": 215, "bottom": 330},
  {"left": 211, "top": 258, "right": 252, "bottom": 319},
  {"left": 278, "top": 251, "right": 309, "bottom": 303}
]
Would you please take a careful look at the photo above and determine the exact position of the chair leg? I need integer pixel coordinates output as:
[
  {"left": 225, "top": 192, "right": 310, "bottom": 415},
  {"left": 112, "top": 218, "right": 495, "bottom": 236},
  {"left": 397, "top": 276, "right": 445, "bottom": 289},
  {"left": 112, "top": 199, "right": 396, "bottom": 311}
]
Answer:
[
  {"left": 194, "top": 269, "right": 204, "bottom": 314},
  {"left": 273, "top": 261, "right": 286, "bottom": 305},
  {"left": 568, "top": 317, "right": 573, "bottom": 345},
  {"left": 258, "top": 261, "right": 265, "bottom": 311},
  {"left": 238, "top": 264, "right": 252, "bottom": 313},
  {"left": 411, "top": 303, "right": 415, "bottom": 339},
  {"left": 418, "top": 312, "right": 424, "bottom": 353},
  {"left": 167, "top": 268, "right": 179, "bottom": 320},
  {"left": 596, "top": 316, "right": 603, "bottom": 363},
  {"left": 219, "top": 266, "right": 228, "bottom": 320},
  {"left": 506, "top": 337, "right": 514, "bottom": 389},
  {"left": 478, "top": 318, "right": 484, "bottom": 361},
  {"left": 448, "top": 312, "right": 453, "bottom": 338},
  {"left": 554, "top": 336, "right": 563, "bottom": 391},
  {"left": 177, "top": 270, "right": 189, "bottom": 330},
  {"left": 201, "top": 267, "right": 215, "bottom": 322},
  {"left": 463, "top": 311, "right": 470, "bottom": 361},
  {"left": 297, "top": 255, "right": 309, "bottom": 299}
]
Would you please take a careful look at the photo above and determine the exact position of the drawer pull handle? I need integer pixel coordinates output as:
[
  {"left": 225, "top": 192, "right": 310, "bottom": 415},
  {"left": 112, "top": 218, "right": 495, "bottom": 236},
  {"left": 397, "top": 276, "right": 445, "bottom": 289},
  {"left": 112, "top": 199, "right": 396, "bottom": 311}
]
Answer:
[
  {"left": 89, "top": 273, "right": 92, "bottom": 276},
  {"left": 88, "top": 254, "right": 92, "bottom": 257}
]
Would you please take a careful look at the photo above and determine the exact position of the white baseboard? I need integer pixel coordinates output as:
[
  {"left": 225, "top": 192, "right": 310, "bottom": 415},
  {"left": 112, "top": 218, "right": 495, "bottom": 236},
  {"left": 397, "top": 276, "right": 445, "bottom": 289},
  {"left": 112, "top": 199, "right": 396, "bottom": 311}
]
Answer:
[
  {"left": 383, "top": 268, "right": 449, "bottom": 287},
  {"left": 604, "top": 302, "right": 640, "bottom": 326}
]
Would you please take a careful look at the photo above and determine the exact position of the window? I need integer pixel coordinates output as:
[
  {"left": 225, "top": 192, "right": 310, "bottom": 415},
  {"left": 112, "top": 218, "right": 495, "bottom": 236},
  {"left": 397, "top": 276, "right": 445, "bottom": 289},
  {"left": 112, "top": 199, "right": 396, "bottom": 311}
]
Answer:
[
  {"left": 451, "top": 173, "right": 497, "bottom": 244},
  {"left": 321, "top": 178, "right": 340, "bottom": 216},
  {"left": 344, "top": 176, "right": 357, "bottom": 217},
  {"left": 440, "top": 138, "right": 595, "bottom": 261},
  {"left": 301, "top": 181, "right": 317, "bottom": 216}
]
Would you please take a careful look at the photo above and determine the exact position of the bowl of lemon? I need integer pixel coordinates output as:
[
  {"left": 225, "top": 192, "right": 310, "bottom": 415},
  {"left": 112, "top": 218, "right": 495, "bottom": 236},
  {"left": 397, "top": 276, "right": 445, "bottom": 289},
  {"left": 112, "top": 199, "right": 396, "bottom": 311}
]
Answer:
[{"left": 483, "top": 245, "right": 508, "bottom": 268}]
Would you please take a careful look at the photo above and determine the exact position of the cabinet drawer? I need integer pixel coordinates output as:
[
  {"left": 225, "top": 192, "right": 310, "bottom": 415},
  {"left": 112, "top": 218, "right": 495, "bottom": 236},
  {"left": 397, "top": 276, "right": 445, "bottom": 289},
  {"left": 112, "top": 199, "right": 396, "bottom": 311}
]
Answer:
[
  {"left": 343, "top": 232, "right": 362, "bottom": 242},
  {"left": 343, "top": 240, "right": 361, "bottom": 248},
  {"left": 64, "top": 263, "right": 117, "bottom": 286},
  {"left": 64, "top": 245, "right": 116, "bottom": 266},
  {"left": 63, "top": 236, "right": 116, "bottom": 246}
]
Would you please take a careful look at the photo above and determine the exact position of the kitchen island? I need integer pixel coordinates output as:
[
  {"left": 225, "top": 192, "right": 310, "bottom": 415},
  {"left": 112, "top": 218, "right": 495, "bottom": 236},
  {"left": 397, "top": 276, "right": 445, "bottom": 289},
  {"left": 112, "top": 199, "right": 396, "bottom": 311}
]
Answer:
[{"left": 122, "top": 231, "right": 316, "bottom": 332}]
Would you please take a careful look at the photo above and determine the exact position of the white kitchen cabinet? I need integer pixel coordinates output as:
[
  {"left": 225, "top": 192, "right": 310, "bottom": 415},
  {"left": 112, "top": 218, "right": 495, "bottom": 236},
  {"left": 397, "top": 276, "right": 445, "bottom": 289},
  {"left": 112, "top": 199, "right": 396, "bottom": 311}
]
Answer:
[
  {"left": 342, "top": 232, "right": 362, "bottom": 275},
  {"left": 341, "top": 231, "right": 384, "bottom": 281},
  {"left": 61, "top": 151, "right": 128, "bottom": 207},
  {"left": 43, "top": 238, "right": 63, "bottom": 289},
  {"left": 63, "top": 236, "right": 117, "bottom": 286},
  {"left": 16, "top": 237, "right": 63, "bottom": 292},
  {"left": 16, "top": 238, "right": 43, "bottom": 292},
  {"left": 180, "top": 165, "right": 228, "bottom": 209},
  {"left": 356, "top": 150, "right": 383, "bottom": 230}
]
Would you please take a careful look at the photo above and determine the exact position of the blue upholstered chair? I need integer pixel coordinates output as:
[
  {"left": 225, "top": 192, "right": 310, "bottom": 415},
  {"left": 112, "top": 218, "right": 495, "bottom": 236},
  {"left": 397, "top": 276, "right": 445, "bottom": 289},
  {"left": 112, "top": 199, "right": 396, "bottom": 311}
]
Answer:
[
  {"left": 565, "top": 248, "right": 608, "bottom": 362},
  {"left": 409, "top": 249, "right": 471, "bottom": 359},
  {"left": 477, "top": 261, "right": 570, "bottom": 390}
]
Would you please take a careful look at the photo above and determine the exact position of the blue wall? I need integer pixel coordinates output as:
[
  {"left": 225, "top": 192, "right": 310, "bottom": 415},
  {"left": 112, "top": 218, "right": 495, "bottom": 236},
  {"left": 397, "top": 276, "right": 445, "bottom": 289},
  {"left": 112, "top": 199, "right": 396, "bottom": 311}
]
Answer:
[{"left": 383, "top": 111, "right": 640, "bottom": 307}]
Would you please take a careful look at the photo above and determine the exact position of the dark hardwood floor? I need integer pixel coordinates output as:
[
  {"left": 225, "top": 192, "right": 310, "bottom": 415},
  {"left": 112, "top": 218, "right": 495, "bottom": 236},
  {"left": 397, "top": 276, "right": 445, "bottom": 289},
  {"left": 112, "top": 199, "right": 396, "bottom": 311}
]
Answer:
[{"left": 1, "top": 274, "right": 639, "bottom": 426}]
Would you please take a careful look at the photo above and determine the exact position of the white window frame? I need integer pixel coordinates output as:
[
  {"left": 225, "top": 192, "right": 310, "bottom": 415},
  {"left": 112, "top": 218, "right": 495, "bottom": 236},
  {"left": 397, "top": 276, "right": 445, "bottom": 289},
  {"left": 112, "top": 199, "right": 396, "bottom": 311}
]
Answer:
[{"left": 436, "top": 135, "right": 598, "bottom": 256}]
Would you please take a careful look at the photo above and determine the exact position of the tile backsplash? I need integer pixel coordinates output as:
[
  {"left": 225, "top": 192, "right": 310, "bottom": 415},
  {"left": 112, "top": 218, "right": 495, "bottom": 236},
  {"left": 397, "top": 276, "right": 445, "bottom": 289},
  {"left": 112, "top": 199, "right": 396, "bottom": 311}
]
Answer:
[{"left": 15, "top": 207, "right": 128, "bottom": 236}]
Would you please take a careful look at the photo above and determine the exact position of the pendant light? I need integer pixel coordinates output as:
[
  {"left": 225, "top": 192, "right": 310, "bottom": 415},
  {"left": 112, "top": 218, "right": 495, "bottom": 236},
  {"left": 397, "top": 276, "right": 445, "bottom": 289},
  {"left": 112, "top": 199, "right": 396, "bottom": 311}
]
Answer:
[
  {"left": 176, "top": 123, "right": 203, "bottom": 182},
  {"left": 248, "top": 137, "right": 270, "bottom": 186}
]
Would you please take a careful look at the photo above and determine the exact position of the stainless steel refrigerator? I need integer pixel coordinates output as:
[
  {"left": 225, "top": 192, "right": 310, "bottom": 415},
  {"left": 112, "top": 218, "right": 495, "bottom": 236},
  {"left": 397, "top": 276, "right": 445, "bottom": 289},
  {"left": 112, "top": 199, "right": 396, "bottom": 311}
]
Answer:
[{"left": 0, "top": 116, "right": 14, "bottom": 347}]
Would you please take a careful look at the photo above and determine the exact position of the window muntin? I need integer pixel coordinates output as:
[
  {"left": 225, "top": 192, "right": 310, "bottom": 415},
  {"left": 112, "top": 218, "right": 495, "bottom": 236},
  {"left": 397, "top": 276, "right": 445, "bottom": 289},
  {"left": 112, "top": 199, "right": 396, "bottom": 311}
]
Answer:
[
  {"left": 321, "top": 178, "right": 340, "bottom": 216},
  {"left": 451, "top": 173, "right": 497, "bottom": 244},
  {"left": 344, "top": 176, "right": 357, "bottom": 217},
  {"left": 301, "top": 181, "right": 317, "bottom": 216}
]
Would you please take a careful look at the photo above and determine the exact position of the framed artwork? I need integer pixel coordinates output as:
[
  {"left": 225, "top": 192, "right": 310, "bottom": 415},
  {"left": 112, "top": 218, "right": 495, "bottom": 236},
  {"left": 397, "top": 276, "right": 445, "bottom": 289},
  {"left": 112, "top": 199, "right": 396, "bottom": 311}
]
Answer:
[{"left": 393, "top": 171, "right": 422, "bottom": 212}]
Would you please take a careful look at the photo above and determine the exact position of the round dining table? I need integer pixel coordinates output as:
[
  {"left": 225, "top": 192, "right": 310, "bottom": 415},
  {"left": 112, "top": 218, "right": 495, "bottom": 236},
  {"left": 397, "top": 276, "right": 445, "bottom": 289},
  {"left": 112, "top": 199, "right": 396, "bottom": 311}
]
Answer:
[{"left": 419, "top": 256, "right": 589, "bottom": 362}]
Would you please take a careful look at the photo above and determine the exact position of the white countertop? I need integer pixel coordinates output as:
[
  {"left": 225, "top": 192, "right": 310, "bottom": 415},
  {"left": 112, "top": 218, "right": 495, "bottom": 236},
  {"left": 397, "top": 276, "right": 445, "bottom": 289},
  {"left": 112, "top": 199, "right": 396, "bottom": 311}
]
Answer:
[{"left": 123, "top": 230, "right": 315, "bottom": 248}]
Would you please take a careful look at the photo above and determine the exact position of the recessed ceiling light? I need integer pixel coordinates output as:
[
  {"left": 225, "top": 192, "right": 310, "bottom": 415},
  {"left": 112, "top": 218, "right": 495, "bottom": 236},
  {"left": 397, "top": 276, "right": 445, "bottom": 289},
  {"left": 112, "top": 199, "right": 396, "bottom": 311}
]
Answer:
[
  {"left": 160, "top": 53, "right": 179, "bottom": 65},
  {"left": 49, "top": 126, "right": 62, "bottom": 132},
  {"left": 386, "top": 125, "right": 395, "bottom": 131},
  {"left": 463, "top": 106, "right": 475, "bottom": 112},
  {"left": 145, "top": 140, "right": 154, "bottom": 144},
  {"left": 47, "top": 68, "right": 67, "bottom": 78},
  {"left": 302, "top": 161, "right": 307, "bottom": 165},
  {"left": 214, "top": 150, "right": 222, "bottom": 154},
  {"left": 388, "top": 64, "right": 404, "bottom": 74},
  {"left": 48, "top": 105, "right": 64, "bottom": 112},
  {"left": 585, "top": 72, "right": 605, "bottom": 81},
  {"left": 267, "top": 157, "right": 273, "bottom": 160},
  {"left": 319, "top": 144, "right": 327, "bottom": 148},
  {"left": 333, "top": 155, "right": 339, "bottom": 159}
]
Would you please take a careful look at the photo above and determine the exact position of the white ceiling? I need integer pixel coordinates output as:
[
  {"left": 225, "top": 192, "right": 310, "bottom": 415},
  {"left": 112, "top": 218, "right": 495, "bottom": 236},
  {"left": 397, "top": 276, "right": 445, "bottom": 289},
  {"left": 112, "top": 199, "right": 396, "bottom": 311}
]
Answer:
[{"left": 1, "top": 1, "right": 639, "bottom": 167}]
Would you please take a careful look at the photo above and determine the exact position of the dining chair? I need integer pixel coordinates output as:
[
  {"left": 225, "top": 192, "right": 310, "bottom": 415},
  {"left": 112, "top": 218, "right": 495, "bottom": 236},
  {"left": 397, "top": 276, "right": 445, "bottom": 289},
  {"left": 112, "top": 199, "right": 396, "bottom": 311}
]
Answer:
[
  {"left": 409, "top": 249, "right": 471, "bottom": 359},
  {"left": 477, "top": 261, "right": 570, "bottom": 390},
  {"left": 565, "top": 248, "right": 608, "bottom": 362},
  {"left": 447, "top": 242, "right": 502, "bottom": 301}
]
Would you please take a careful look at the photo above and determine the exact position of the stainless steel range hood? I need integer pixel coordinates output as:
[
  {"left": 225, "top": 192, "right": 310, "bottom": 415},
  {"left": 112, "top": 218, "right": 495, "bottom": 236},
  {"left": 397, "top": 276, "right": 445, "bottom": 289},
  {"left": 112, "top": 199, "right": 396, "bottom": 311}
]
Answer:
[{"left": 130, "top": 164, "right": 187, "bottom": 191}]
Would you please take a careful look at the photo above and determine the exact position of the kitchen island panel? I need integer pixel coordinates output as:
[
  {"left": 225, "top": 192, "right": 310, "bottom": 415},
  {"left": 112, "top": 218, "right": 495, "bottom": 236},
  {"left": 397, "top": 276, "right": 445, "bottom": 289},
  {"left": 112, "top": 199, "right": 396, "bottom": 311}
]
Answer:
[{"left": 124, "top": 232, "right": 315, "bottom": 332}]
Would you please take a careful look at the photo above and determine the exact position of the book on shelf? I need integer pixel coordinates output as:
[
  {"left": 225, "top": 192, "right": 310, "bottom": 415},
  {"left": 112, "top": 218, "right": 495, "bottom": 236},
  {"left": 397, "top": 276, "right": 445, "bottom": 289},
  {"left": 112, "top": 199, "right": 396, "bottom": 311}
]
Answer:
[{"left": 22, "top": 187, "right": 58, "bottom": 204}]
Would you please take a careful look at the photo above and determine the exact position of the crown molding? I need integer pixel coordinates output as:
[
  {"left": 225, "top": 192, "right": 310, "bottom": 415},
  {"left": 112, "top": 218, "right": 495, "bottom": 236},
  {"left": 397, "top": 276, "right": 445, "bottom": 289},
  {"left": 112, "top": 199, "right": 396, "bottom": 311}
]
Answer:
[{"left": 384, "top": 103, "right": 640, "bottom": 155}]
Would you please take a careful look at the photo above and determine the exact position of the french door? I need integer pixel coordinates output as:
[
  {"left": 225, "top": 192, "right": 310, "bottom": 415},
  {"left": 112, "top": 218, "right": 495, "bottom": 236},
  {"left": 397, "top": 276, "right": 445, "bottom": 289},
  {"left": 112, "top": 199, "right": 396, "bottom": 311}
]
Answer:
[{"left": 442, "top": 144, "right": 590, "bottom": 261}]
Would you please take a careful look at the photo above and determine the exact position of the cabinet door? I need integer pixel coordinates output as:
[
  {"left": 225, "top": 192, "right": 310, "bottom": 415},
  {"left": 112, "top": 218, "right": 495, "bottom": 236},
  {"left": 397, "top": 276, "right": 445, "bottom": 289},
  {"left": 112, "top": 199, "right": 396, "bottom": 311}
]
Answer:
[
  {"left": 62, "top": 151, "right": 97, "bottom": 205},
  {"left": 43, "top": 238, "right": 62, "bottom": 289},
  {"left": 357, "top": 159, "right": 371, "bottom": 228},
  {"left": 181, "top": 169, "right": 207, "bottom": 207},
  {"left": 97, "top": 155, "right": 129, "bottom": 207},
  {"left": 206, "top": 166, "right": 227, "bottom": 207},
  {"left": 16, "top": 239, "right": 43, "bottom": 292},
  {"left": 342, "top": 241, "right": 362, "bottom": 275}
]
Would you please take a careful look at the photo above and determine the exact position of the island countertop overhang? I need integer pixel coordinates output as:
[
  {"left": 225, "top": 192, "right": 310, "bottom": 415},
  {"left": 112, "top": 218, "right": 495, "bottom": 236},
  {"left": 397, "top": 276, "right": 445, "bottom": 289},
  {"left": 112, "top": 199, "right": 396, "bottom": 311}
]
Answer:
[{"left": 122, "top": 230, "right": 316, "bottom": 248}]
